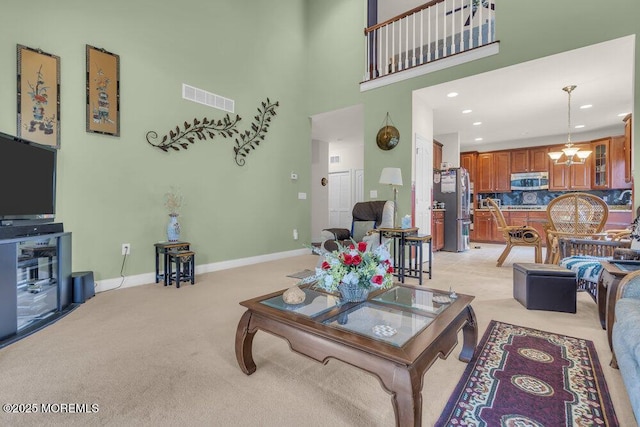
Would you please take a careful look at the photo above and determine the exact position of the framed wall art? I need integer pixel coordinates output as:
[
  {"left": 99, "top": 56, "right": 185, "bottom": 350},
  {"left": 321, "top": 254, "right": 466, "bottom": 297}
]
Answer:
[
  {"left": 17, "top": 44, "right": 61, "bottom": 148},
  {"left": 86, "top": 44, "right": 120, "bottom": 136}
]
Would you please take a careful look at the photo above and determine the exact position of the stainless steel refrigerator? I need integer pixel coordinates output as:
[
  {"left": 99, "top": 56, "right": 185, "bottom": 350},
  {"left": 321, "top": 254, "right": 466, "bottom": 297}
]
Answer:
[{"left": 433, "top": 167, "right": 471, "bottom": 252}]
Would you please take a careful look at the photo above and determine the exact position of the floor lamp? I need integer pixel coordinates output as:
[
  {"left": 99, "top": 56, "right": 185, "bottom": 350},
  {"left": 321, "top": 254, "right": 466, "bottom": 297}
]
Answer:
[{"left": 379, "top": 167, "right": 403, "bottom": 228}]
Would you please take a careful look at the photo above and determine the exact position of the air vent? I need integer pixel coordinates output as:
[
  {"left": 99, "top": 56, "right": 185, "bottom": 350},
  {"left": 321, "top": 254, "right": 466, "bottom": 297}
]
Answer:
[
  {"left": 330, "top": 155, "right": 340, "bottom": 164},
  {"left": 182, "top": 84, "right": 235, "bottom": 113}
]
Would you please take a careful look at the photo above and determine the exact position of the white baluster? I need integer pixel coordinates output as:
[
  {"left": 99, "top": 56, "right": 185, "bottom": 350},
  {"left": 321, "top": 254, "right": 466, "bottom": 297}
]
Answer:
[
  {"left": 365, "top": 32, "right": 369, "bottom": 81},
  {"left": 427, "top": 6, "right": 432, "bottom": 62},
  {"left": 488, "top": 1, "right": 493, "bottom": 42},
  {"left": 392, "top": 21, "right": 395, "bottom": 73},
  {"left": 411, "top": 13, "right": 416, "bottom": 67},
  {"left": 435, "top": 2, "right": 439, "bottom": 60},
  {"left": 459, "top": 0, "right": 463, "bottom": 53},
  {"left": 467, "top": 0, "right": 472, "bottom": 49},
  {"left": 385, "top": 25, "right": 389, "bottom": 75},
  {"left": 479, "top": 0, "right": 484, "bottom": 45},
  {"left": 398, "top": 19, "right": 402, "bottom": 71},
  {"left": 420, "top": 9, "right": 424, "bottom": 65},
  {"left": 378, "top": 28, "right": 382, "bottom": 77},
  {"left": 405, "top": 14, "right": 409, "bottom": 69}
]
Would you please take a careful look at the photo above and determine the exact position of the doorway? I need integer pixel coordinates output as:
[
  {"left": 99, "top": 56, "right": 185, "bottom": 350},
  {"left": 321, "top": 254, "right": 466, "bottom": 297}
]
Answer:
[{"left": 311, "top": 105, "right": 365, "bottom": 242}]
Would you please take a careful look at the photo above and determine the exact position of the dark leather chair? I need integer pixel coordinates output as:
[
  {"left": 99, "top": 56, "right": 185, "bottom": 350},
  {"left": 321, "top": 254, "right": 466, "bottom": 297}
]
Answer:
[{"left": 320, "top": 201, "right": 394, "bottom": 252}]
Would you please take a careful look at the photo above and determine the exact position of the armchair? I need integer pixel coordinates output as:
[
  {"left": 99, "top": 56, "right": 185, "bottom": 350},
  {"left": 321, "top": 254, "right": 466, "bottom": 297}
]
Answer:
[{"left": 320, "top": 201, "right": 394, "bottom": 252}]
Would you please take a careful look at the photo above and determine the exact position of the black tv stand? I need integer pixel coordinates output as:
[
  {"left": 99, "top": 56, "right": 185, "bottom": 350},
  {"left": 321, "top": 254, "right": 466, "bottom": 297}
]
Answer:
[{"left": 0, "top": 222, "right": 63, "bottom": 239}]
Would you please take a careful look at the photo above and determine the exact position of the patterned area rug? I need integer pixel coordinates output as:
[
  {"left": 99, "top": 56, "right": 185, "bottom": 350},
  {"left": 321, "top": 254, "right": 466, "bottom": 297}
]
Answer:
[{"left": 436, "top": 320, "right": 619, "bottom": 426}]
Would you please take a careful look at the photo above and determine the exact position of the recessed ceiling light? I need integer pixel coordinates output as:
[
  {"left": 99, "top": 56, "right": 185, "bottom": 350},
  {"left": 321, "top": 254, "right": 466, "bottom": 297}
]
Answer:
[
  {"left": 579, "top": 104, "right": 592, "bottom": 109},
  {"left": 474, "top": 137, "right": 483, "bottom": 141},
  {"left": 473, "top": 121, "right": 482, "bottom": 126},
  {"left": 462, "top": 109, "right": 472, "bottom": 114},
  {"left": 574, "top": 124, "right": 585, "bottom": 129},
  {"left": 447, "top": 92, "right": 458, "bottom": 98}
]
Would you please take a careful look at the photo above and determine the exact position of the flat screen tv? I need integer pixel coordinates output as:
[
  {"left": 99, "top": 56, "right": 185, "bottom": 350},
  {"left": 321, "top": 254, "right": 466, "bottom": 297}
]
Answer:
[{"left": 0, "top": 132, "right": 56, "bottom": 223}]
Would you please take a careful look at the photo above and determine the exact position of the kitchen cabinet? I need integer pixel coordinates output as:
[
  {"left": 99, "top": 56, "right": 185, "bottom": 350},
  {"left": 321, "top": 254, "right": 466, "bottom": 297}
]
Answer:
[
  {"left": 472, "top": 210, "right": 506, "bottom": 242},
  {"left": 606, "top": 211, "right": 633, "bottom": 231},
  {"left": 432, "top": 210, "right": 445, "bottom": 251},
  {"left": 591, "top": 137, "right": 609, "bottom": 189},
  {"left": 433, "top": 140, "right": 443, "bottom": 170},
  {"left": 476, "top": 152, "right": 511, "bottom": 192},
  {"left": 591, "top": 136, "right": 631, "bottom": 190},
  {"left": 548, "top": 143, "right": 592, "bottom": 190},
  {"left": 624, "top": 114, "right": 632, "bottom": 183},
  {"left": 510, "top": 147, "right": 549, "bottom": 173},
  {"left": 610, "top": 135, "right": 631, "bottom": 189},
  {"left": 473, "top": 210, "right": 549, "bottom": 246},
  {"left": 460, "top": 152, "right": 477, "bottom": 184},
  {"left": 527, "top": 211, "right": 548, "bottom": 247}
]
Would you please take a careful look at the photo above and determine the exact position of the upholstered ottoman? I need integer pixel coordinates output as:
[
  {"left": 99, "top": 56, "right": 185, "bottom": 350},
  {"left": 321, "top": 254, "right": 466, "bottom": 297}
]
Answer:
[{"left": 513, "top": 263, "right": 577, "bottom": 313}]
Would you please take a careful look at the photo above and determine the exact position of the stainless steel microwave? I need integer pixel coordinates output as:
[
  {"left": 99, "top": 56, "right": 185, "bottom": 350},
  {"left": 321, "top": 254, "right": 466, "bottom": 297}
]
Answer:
[{"left": 510, "top": 172, "right": 549, "bottom": 190}]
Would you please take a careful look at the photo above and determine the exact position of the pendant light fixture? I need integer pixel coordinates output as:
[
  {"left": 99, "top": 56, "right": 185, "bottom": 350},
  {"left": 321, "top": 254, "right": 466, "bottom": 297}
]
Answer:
[{"left": 548, "top": 85, "right": 591, "bottom": 165}]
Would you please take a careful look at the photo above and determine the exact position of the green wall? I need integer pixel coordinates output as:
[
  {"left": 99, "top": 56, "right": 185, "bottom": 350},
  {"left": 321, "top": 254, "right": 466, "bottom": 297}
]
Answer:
[
  {"left": 0, "top": 0, "right": 310, "bottom": 280},
  {"left": 307, "top": 0, "right": 640, "bottom": 221},
  {"left": 1, "top": 0, "right": 638, "bottom": 282}
]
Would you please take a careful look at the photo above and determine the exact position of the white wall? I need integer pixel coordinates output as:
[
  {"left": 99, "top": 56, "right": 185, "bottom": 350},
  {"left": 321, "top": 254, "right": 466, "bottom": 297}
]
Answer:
[
  {"left": 311, "top": 139, "right": 330, "bottom": 242},
  {"left": 435, "top": 132, "right": 461, "bottom": 166},
  {"left": 328, "top": 141, "right": 364, "bottom": 173}
]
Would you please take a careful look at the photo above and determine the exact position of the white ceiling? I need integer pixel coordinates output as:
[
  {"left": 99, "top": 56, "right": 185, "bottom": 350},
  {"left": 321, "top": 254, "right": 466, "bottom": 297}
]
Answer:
[
  {"left": 312, "top": 35, "right": 634, "bottom": 153},
  {"left": 418, "top": 35, "right": 634, "bottom": 151}
]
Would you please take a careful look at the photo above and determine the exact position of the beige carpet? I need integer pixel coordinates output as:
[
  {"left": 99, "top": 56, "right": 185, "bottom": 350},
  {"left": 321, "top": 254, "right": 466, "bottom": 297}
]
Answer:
[{"left": 0, "top": 244, "right": 634, "bottom": 426}]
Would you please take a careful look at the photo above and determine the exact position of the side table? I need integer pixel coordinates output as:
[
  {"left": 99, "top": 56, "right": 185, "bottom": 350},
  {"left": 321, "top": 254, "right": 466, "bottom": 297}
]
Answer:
[
  {"left": 600, "top": 260, "right": 640, "bottom": 351},
  {"left": 154, "top": 241, "right": 191, "bottom": 284},
  {"left": 378, "top": 227, "right": 418, "bottom": 283}
]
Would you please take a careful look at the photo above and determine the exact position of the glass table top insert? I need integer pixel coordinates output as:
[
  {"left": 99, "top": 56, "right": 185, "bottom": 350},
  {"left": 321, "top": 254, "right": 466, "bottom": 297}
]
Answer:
[
  {"left": 372, "top": 286, "right": 451, "bottom": 315},
  {"left": 323, "top": 302, "right": 433, "bottom": 347},
  {"left": 260, "top": 288, "right": 341, "bottom": 317}
]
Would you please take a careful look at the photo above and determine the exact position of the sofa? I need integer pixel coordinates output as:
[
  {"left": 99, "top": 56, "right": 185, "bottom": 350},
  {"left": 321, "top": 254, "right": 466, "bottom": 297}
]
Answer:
[{"left": 612, "top": 269, "right": 640, "bottom": 422}]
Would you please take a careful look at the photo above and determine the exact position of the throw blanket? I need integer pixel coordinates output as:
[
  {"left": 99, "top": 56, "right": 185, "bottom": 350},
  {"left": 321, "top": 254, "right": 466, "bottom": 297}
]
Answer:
[{"left": 560, "top": 255, "right": 609, "bottom": 300}]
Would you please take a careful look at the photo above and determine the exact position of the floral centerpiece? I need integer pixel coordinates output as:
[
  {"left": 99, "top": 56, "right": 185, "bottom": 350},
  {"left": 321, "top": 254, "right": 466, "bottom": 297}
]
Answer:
[{"left": 302, "top": 240, "right": 395, "bottom": 302}]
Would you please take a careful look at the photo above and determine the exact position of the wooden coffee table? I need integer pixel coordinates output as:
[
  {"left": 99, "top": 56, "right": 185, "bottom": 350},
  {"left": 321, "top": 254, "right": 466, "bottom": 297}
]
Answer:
[{"left": 235, "top": 283, "right": 477, "bottom": 427}]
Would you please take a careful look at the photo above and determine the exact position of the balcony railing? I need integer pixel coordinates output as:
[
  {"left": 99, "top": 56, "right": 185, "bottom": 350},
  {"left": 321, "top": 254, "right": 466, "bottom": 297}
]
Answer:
[{"left": 363, "top": 0, "right": 496, "bottom": 82}]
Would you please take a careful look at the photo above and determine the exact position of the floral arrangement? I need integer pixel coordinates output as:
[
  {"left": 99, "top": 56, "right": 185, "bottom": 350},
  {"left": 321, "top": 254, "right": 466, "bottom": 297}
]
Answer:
[
  {"left": 303, "top": 240, "right": 395, "bottom": 293},
  {"left": 164, "top": 186, "right": 183, "bottom": 216}
]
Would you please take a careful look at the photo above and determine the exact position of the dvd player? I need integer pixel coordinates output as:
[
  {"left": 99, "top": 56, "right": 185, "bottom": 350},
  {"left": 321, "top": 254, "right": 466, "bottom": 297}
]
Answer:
[{"left": 0, "top": 222, "right": 63, "bottom": 239}]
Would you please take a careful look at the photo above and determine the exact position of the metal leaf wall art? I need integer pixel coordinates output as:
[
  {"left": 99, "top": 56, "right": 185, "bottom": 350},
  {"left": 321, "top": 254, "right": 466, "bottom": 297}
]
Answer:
[{"left": 146, "top": 98, "right": 279, "bottom": 166}]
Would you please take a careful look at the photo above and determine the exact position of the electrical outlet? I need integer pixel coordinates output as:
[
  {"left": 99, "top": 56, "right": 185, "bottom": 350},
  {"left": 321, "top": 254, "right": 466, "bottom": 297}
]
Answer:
[
  {"left": 122, "top": 243, "right": 131, "bottom": 255},
  {"left": 293, "top": 229, "right": 299, "bottom": 240}
]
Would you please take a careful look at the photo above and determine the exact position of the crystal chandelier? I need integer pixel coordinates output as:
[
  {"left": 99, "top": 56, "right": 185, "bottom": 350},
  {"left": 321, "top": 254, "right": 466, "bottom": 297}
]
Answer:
[{"left": 548, "top": 85, "right": 592, "bottom": 165}]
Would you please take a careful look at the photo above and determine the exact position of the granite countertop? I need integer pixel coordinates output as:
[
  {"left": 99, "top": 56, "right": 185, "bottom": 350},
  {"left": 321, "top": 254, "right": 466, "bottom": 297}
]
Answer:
[{"left": 474, "top": 205, "right": 632, "bottom": 212}]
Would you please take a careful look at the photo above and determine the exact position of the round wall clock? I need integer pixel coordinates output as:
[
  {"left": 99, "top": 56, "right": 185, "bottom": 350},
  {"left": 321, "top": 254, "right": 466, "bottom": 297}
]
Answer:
[{"left": 376, "top": 125, "right": 400, "bottom": 150}]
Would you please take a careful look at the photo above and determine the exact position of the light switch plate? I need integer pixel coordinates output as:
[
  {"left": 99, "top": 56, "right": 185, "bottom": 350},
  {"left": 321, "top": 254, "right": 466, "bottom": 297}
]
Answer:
[{"left": 370, "top": 190, "right": 378, "bottom": 198}]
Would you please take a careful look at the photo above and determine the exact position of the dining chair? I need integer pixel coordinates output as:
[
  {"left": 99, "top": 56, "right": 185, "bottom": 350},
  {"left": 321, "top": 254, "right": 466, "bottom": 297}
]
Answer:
[
  {"left": 486, "top": 198, "right": 543, "bottom": 267},
  {"left": 546, "top": 192, "right": 609, "bottom": 264}
]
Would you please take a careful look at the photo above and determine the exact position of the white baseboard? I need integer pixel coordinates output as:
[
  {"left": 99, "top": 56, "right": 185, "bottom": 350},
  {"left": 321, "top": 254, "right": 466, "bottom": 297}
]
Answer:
[{"left": 94, "top": 248, "right": 311, "bottom": 293}]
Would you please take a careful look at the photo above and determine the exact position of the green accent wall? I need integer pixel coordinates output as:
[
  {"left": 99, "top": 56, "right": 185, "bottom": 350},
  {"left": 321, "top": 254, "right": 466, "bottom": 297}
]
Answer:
[
  {"left": 0, "top": 0, "right": 638, "bottom": 281},
  {"left": 0, "top": 0, "right": 311, "bottom": 279}
]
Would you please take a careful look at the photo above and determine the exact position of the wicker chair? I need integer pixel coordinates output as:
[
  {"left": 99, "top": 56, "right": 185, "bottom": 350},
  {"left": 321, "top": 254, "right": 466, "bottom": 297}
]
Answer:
[
  {"left": 546, "top": 192, "right": 609, "bottom": 264},
  {"left": 486, "top": 198, "right": 543, "bottom": 267}
]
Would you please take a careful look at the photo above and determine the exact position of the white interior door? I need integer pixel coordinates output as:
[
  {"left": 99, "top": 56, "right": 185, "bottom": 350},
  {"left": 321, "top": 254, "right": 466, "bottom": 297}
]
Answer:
[
  {"left": 329, "top": 171, "right": 352, "bottom": 229},
  {"left": 414, "top": 134, "right": 433, "bottom": 234}
]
